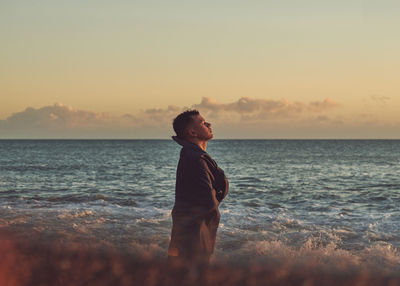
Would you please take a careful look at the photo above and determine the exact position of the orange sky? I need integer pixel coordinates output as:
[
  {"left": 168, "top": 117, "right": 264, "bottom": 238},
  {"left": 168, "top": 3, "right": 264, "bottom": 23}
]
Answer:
[{"left": 1, "top": 1, "right": 399, "bottom": 138}]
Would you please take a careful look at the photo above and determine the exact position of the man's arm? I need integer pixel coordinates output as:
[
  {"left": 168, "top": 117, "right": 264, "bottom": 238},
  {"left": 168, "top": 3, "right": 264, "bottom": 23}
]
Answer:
[
  {"left": 190, "top": 157, "right": 220, "bottom": 209},
  {"left": 215, "top": 173, "right": 229, "bottom": 202},
  {"left": 201, "top": 155, "right": 229, "bottom": 203}
]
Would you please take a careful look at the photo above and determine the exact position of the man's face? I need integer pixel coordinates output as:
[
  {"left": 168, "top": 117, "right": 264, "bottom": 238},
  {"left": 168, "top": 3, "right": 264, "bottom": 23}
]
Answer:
[{"left": 189, "top": 114, "right": 213, "bottom": 141}]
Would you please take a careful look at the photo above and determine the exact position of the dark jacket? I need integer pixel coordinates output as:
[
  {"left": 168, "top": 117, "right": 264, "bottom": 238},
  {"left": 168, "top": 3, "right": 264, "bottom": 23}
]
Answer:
[{"left": 168, "top": 136, "right": 229, "bottom": 262}]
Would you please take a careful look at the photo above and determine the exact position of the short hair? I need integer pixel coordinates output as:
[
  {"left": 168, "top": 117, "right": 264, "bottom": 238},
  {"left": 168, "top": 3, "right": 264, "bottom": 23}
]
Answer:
[{"left": 173, "top": 109, "right": 199, "bottom": 138}]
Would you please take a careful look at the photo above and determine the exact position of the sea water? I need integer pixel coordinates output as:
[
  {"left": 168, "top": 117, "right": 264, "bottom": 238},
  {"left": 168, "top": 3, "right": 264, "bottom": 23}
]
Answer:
[{"left": 1, "top": 140, "right": 400, "bottom": 269}]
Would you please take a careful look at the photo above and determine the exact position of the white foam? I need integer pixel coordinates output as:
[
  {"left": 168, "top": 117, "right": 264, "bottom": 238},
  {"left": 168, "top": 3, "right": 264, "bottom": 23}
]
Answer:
[
  {"left": 58, "top": 210, "right": 95, "bottom": 219},
  {"left": 219, "top": 233, "right": 400, "bottom": 271}
]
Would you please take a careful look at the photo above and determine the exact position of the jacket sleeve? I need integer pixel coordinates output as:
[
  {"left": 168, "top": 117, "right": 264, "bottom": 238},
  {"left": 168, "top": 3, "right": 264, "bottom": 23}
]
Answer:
[
  {"left": 215, "top": 168, "right": 229, "bottom": 202},
  {"left": 191, "top": 157, "right": 220, "bottom": 209},
  {"left": 201, "top": 155, "right": 229, "bottom": 203}
]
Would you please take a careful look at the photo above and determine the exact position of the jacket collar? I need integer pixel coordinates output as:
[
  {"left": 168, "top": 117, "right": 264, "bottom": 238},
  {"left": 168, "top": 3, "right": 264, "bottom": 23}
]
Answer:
[{"left": 172, "top": 136, "right": 206, "bottom": 153}]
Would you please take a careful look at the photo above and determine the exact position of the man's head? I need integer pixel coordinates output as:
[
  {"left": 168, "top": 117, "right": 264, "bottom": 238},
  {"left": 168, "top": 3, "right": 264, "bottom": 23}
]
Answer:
[{"left": 173, "top": 110, "right": 213, "bottom": 141}]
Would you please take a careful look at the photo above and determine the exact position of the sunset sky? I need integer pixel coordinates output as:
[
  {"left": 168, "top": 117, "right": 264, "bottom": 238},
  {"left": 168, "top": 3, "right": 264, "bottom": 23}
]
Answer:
[{"left": 1, "top": 0, "right": 399, "bottom": 138}]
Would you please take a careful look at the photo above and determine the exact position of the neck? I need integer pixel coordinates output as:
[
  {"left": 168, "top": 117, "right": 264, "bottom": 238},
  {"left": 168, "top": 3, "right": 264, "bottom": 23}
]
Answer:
[
  {"left": 197, "top": 141, "right": 207, "bottom": 151},
  {"left": 185, "top": 137, "right": 207, "bottom": 151}
]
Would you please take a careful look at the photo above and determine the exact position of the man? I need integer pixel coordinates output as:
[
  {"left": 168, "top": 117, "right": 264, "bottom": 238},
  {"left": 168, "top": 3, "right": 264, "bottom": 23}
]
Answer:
[{"left": 168, "top": 110, "right": 229, "bottom": 265}]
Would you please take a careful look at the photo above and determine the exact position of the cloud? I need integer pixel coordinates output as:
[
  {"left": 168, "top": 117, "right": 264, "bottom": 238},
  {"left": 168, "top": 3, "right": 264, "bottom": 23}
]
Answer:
[
  {"left": 362, "top": 94, "right": 391, "bottom": 109},
  {"left": 0, "top": 103, "right": 187, "bottom": 138},
  {"left": 143, "top": 105, "right": 183, "bottom": 126},
  {"left": 308, "top": 98, "right": 340, "bottom": 112},
  {"left": 193, "top": 97, "right": 340, "bottom": 120},
  {"left": 369, "top": 95, "right": 390, "bottom": 106},
  {"left": 0, "top": 103, "right": 139, "bottom": 138},
  {"left": 1, "top": 96, "right": 396, "bottom": 139},
  {"left": 2, "top": 103, "right": 133, "bottom": 129}
]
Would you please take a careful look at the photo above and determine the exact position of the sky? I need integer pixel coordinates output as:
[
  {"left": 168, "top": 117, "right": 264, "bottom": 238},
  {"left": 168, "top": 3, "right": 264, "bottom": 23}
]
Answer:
[{"left": 1, "top": 0, "right": 399, "bottom": 138}]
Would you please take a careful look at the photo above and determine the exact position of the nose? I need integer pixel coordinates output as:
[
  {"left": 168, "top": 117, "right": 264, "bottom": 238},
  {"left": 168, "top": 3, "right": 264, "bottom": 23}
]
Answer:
[{"left": 205, "top": 122, "right": 211, "bottom": 128}]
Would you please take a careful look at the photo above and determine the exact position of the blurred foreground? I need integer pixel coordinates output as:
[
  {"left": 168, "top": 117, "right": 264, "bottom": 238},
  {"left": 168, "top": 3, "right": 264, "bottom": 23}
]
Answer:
[{"left": 1, "top": 231, "right": 400, "bottom": 286}]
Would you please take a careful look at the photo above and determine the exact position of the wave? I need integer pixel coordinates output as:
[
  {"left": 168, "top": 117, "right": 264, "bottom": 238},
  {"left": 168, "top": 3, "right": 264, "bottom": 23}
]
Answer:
[
  {"left": 1, "top": 230, "right": 400, "bottom": 286},
  {"left": 58, "top": 210, "right": 95, "bottom": 219},
  {"left": 0, "top": 164, "right": 85, "bottom": 172},
  {"left": 5, "top": 193, "right": 138, "bottom": 207},
  {"left": 230, "top": 238, "right": 400, "bottom": 271}
]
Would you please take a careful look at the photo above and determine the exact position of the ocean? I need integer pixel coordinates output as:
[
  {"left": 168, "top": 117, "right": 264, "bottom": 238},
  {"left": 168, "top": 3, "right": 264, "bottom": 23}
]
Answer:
[{"left": 1, "top": 139, "right": 400, "bottom": 285}]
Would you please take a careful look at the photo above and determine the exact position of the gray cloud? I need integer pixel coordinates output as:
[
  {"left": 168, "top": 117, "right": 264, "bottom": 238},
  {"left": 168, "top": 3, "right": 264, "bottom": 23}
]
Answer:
[
  {"left": 362, "top": 94, "right": 391, "bottom": 109},
  {"left": 0, "top": 104, "right": 139, "bottom": 138},
  {"left": 0, "top": 103, "right": 188, "bottom": 138},
  {"left": 308, "top": 98, "right": 340, "bottom": 112},
  {"left": 193, "top": 97, "right": 340, "bottom": 120},
  {"left": 2, "top": 103, "right": 132, "bottom": 129},
  {"left": 143, "top": 105, "right": 183, "bottom": 126},
  {"left": 5, "top": 97, "right": 397, "bottom": 139},
  {"left": 369, "top": 95, "right": 390, "bottom": 106}
]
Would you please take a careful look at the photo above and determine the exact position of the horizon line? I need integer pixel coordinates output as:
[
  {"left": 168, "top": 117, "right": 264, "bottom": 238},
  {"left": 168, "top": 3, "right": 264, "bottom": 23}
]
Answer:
[{"left": 1, "top": 138, "right": 400, "bottom": 141}]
